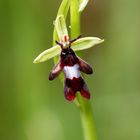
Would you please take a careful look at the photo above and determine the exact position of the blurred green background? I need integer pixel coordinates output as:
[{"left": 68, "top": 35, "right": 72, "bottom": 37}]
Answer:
[{"left": 0, "top": 0, "right": 140, "bottom": 140}]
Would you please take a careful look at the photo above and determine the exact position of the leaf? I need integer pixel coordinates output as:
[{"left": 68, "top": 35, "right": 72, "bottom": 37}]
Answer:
[
  {"left": 79, "top": 0, "right": 89, "bottom": 12},
  {"left": 54, "top": 15, "right": 68, "bottom": 40},
  {"left": 72, "top": 37, "right": 104, "bottom": 51},
  {"left": 33, "top": 45, "right": 61, "bottom": 63}
]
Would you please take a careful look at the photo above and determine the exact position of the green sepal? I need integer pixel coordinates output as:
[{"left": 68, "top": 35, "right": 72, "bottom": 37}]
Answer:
[
  {"left": 33, "top": 37, "right": 104, "bottom": 63},
  {"left": 33, "top": 45, "right": 60, "bottom": 63},
  {"left": 72, "top": 37, "right": 104, "bottom": 51},
  {"left": 54, "top": 15, "right": 68, "bottom": 40}
]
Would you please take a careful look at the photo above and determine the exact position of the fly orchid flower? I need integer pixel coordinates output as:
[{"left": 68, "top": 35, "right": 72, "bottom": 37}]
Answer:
[{"left": 33, "top": 15, "right": 104, "bottom": 101}]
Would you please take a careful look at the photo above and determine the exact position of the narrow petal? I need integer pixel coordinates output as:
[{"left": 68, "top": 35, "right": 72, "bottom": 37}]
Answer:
[
  {"left": 72, "top": 37, "right": 104, "bottom": 51},
  {"left": 33, "top": 45, "right": 60, "bottom": 63}
]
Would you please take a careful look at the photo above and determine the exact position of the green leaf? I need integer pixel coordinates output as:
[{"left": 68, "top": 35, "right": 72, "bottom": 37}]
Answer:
[
  {"left": 33, "top": 45, "right": 60, "bottom": 63},
  {"left": 72, "top": 37, "right": 104, "bottom": 51},
  {"left": 79, "top": 0, "right": 89, "bottom": 12},
  {"left": 54, "top": 15, "right": 68, "bottom": 40}
]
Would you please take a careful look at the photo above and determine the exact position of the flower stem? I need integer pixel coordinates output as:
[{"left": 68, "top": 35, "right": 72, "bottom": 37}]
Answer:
[
  {"left": 70, "top": 0, "right": 97, "bottom": 140},
  {"left": 70, "top": 0, "right": 80, "bottom": 38},
  {"left": 77, "top": 95, "right": 97, "bottom": 140}
]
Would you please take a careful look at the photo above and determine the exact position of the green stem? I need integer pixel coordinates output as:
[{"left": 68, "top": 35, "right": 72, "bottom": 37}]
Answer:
[
  {"left": 70, "top": 0, "right": 80, "bottom": 38},
  {"left": 70, "top": 0, "right": 97, "bottom": 140},
  {"left": 77, "top": 95, "right": 97, "bottom": 140}
]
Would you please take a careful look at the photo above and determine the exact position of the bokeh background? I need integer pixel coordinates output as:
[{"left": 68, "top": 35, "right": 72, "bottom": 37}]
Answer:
[{"left": 0, "top": 0, "right": 140, "bottom": 140}]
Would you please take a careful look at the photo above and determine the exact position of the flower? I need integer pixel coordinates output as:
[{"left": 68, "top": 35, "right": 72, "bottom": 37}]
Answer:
[{"left": 33, "top": 15, "right": 104, "bottom": 64}]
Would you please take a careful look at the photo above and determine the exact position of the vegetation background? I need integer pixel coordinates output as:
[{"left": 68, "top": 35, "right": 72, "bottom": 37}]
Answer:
[{"left": 0, "top": 0, "right": 140, "bottom": 140}]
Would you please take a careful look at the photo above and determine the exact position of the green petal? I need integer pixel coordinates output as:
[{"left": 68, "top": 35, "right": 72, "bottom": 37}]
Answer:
[
  {"left": 54, "top": 15, "right": 68, "bottom": 40},
  {"left": 72, "top": 37, "right": 104, "bottom": 51},
  {"left": 79, "top": 0, "right": 89, "bottom": 12},
  {"left": 33, "top": 45, "right": 61, "bottom": 63}
]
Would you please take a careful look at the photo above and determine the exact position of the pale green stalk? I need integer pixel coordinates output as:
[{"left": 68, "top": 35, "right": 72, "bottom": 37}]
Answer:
[
  {"left": 70, "top": 0, "right": 80, "bottom": 38},
  {"left": 70, "top": 0, "right": 97, "bottom": 140},
  {"left": 52, "top": 0, "right": 98, "bottom": 140}
]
